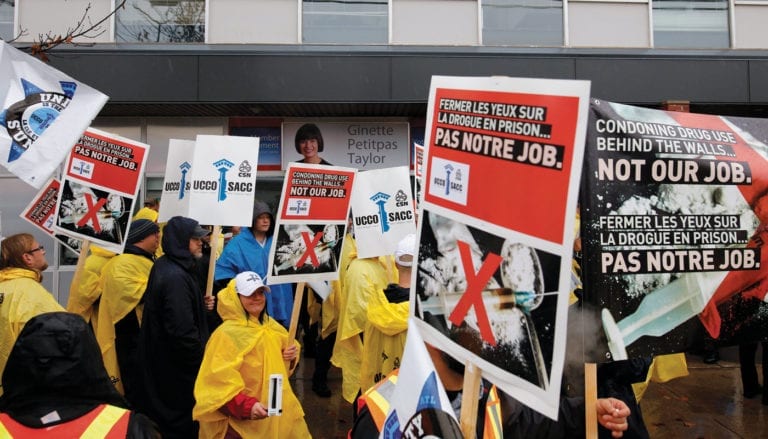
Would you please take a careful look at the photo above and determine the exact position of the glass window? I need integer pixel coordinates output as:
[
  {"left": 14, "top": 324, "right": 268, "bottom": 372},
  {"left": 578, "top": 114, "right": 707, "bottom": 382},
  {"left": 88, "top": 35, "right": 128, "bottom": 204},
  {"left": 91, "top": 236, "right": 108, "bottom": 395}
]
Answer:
[
  {"left": 653, "top": 0, "right": 729, "bottom": 48},
  {"left": 116, "top": 0, "right": 205, "bottom": 43},
  {"left": 482, "top": 0, "right": 563, "bottom": 46},
  {"left": 0, "top": 0, "right": 13, "bottom": 41},
  {"left": 302, "top": 0, "right": 388, "bottom": 44}
]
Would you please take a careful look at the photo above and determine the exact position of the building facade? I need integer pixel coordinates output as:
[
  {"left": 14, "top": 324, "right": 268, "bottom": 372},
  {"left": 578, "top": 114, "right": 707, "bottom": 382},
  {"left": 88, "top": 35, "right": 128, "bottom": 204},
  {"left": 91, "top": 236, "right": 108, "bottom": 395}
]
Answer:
[{"left": 3, "top": 0, "right": 768, "bottom": 303}]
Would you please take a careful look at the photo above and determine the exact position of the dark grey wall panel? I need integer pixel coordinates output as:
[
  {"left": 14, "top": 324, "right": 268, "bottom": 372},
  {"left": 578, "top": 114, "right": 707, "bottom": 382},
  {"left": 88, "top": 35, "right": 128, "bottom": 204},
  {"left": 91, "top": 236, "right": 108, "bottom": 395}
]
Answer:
[
  {"left": 197, "top": 55, "right": 392, "bottom": 102},
  {"left": 390, "top": 56, "right": 575, "bottom": 101},
  {"left": 49, "top": 54, "right": 199, "bottom": 102},
  {"left": 748, "top": 60, "right": 768, "bottom": 103},
  {"left": 577, "top": 58, "right": 749, "bottom": 104}
]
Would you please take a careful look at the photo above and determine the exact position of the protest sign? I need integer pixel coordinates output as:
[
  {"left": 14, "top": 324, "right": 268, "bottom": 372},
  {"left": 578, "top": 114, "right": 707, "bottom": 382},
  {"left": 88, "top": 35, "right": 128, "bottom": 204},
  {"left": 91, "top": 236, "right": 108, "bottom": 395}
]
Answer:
[
  {"left": 53, "top": 128, "right": 149, "bottom": 253},
  {"left": 157, "top": 139, "right": 195, "bottom": 223},
  {"left": 19, "top": 177, "right": 80, "bottom": 254},
  {"left": 581, "top": 99, "right": 768, "bottom": 361},
  {"left": 414, "top": 143, "right": 425, "bottom": 213},
  {"left": 268, "top": 162, "right": 356, "bottom": 284},
  {"left": 350, "top": 166, "right": 416, "bottom": 259},
  {"left": 0, "top": 41, "right": 108, "bottom": 189},
  {"left": 187, "top": 135, "right": 260, "bottom": 226},
  {"left": 412, "top": 76, "right": 590, "bottom": 419}
]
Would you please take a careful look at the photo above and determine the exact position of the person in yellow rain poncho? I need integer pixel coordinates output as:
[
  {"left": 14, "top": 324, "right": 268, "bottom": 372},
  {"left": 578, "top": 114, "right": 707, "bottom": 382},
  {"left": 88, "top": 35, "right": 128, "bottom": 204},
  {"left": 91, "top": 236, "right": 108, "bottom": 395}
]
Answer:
[
  {"left": 0, "top": 233, "right": 64, "bottom": 396},
  {"left": 359, "top": 234, "right": 414, "bottom": 393},
  {"left": 96, "top": 219, "right": 159, "bottom": 404},
  {"left": 66, "top": 244, "right": 116, "bottom": 331},
  {"left": 193, "top": 271, "right": 310, "bottom": 439},
  {"left": 334, "top": 238, "right": 398, "bottom": 404}
]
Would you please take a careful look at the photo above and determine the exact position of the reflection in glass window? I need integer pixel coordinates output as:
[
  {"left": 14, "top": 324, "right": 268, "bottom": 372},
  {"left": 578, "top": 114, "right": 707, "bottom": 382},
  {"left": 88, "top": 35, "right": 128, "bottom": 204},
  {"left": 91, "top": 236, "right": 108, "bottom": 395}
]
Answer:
[
  {"left": 482, "top": 0, "right": 563, "bottom": 46},
  {"left": 303, "top": 0, "right": 388, "bottom": 44},
  {"left": 0, "top": 0, "right": 14, "bottom": 41},
  {"left": 653, "top": 0, "right": 729, "bottom": 48},
  {"left": 116, "top": 0, "right": 205, "bottom": 43}
]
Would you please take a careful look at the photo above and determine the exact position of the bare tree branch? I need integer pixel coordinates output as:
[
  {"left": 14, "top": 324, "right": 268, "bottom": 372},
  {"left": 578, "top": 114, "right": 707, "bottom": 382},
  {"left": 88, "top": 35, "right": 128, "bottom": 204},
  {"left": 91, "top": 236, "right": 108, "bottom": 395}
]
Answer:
[{"left": 3, "top": 0, "right": 127, "bottom": 61}]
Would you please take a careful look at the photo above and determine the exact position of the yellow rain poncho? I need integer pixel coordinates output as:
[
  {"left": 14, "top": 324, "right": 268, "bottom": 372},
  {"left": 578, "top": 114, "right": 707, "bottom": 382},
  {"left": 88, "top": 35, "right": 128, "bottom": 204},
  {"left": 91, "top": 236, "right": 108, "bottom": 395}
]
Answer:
[
  {"left": 0, "top": 268, "right": 64, "bottom": 396},
  {"left": 359, "top": 287, "right": 409, "bottom": 392},
  {"left": 95, "top": 252, "right": 154, "bottom": 395},
  {"left": 66, "top": 245, "right": 116, "bottom": 328},
  {"left": 334, "top": 250, "right": 397, "bottom": 402},
  {"left": 632, "top": 352, "right": 689, "bottom": 401},
  {"left": 193, "top": 280, "right": 310, "bottom": 439}
]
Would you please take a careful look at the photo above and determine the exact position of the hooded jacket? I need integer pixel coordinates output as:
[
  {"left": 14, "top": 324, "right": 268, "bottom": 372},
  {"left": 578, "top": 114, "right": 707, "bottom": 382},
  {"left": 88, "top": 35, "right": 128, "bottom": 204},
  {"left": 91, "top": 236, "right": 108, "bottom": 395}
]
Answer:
[
  {"left": 193, "top": 280, "right": 310, "bottom": 438},
  {"left": 0, "top": 312, "right": 158, "bottom": 438},
  {"left": 137, "top": 216, "right": 210, "bottom": 439},
  {"left": 0, "top": 267, "right": 63, "bottom": 396}
]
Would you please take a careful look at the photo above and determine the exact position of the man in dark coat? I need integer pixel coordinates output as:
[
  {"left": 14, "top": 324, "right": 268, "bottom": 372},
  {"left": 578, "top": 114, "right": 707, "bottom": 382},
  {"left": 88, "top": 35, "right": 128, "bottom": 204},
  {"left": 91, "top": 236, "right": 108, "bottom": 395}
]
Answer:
[
  {"left": 0, "top": 312, "right": 158, "bottom": 438},
  {"left": 136, "top": 216, "right": 211, "bottom": 438}
]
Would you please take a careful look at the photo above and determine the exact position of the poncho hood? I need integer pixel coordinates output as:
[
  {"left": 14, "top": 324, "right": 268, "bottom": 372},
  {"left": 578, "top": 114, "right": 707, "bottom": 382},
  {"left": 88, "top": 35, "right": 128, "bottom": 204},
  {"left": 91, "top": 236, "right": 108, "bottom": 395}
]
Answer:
[
  {"left": 161, "top": 216, "right": 199, "bottom": 268},
  {"left": 0, "top": 312, "right": 127, "bottom": 426}
]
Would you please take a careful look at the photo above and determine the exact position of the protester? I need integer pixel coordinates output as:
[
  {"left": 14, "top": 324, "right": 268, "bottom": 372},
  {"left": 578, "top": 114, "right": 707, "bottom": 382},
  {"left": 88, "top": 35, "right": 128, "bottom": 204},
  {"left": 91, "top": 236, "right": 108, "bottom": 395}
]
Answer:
[
  {"left": 136, "top": 216, "right": 212, "bottom": 438},
  {"left": 193, "top": 271, "right": 310, "bottom": 438},
  {"left": 335, "top": 244, "right": 397, "bottom": 406},
  {"left": 66, "top": 244, "right": 116, "bottom": 330},
  {"left": 214, "top": 200, "right": 294, "bottom": 329},
  {"left": 95, "top": 219, "right": 159, "bottom": 402},
  {"left": 133, "top": 198, "right": 160, "bottom": 222},
  {"left": 0, "top": 312, "right": 159, "bottom": 438},
  {"left": 0, "top": 233, "right": 64, "bottom": 394},
  {"left": 359, "top": 234, "right": 414, "bottom": 393},
  {"left": 295, "top": 123, "right": 332, "bottom": 165}
]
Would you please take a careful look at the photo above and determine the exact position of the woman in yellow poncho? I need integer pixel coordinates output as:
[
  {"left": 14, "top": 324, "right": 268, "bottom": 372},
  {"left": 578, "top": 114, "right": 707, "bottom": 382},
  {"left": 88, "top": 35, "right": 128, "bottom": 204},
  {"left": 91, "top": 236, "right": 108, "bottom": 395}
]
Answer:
[{"left": 193, "top": 271, "right": 310, "bottom": 439}]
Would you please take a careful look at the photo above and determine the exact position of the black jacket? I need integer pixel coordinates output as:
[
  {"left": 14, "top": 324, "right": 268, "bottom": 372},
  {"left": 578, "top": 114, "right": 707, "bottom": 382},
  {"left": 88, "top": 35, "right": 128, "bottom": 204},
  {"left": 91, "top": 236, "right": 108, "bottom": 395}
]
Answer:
[
  {"left": 0, "top": 312, "right": 158, "bottom": 438},
  {"left": 136, "top": 216, "right": 210, "bottom": 439}
]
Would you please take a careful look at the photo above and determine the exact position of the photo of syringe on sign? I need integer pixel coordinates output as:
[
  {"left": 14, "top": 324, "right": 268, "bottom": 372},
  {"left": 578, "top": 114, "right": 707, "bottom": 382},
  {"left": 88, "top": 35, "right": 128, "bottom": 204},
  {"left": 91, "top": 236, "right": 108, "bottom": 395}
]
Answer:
[
  {"left": 273, "top": 223, "right": 343, "bottom": 277},
  {"left": 414, "top": 211, "right": 561, "bottom": 390}
]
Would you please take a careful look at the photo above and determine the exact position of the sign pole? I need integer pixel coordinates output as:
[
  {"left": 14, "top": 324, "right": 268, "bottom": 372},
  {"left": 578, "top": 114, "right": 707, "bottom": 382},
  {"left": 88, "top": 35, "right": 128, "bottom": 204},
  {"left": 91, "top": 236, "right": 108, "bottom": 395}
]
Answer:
[
  {"left": 68, "top": 239, "right": 91, "bottom": 299},
  {"left": 204, "top": 225, "right": 221, "bottom": 296},
  {"left": 460, "top": 361, "right": 482, "bottom": 438},
  {"left": 288, "top": 282, "right": 306, "bottom": 341},
  {"left": 585, "top": 362, "right": 598, "bottom": 438}
]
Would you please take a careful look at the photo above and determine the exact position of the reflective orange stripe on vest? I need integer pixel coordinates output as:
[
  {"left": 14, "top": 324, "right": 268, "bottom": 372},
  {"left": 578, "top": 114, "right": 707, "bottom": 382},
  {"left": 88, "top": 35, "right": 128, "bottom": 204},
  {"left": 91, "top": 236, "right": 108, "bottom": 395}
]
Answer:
[
  {"left": 0, "top": 404, "right": 130, "bottom": 438},
  {"left": 359, "top": 370, "right": 399, "bottom": 430},
  {"left": 483, "top": 385, "right": 503, "bottom": 439}
]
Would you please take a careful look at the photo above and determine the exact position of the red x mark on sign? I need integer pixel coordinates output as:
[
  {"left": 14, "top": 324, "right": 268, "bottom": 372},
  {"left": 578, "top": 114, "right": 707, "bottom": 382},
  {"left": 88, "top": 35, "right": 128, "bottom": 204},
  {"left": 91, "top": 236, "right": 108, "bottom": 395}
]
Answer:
[
  {"left": 295, "top": 231, "right": 324, "bottom": 268},
  {"left": 76, "top": 193, "right": 107, "bottom": 233},
  {"left": 448, "top": 240, "right": 503, "bottom": 346}
]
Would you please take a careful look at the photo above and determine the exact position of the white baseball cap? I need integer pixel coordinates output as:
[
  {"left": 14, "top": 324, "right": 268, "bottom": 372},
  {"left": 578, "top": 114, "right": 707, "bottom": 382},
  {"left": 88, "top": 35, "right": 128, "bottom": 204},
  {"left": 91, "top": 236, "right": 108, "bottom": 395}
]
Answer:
[
  {"left": 234, "top": 271, "right": 271, "bottom": 296},
  {"left": 395, "top": 233, "right": 416, "bottom": 267}
]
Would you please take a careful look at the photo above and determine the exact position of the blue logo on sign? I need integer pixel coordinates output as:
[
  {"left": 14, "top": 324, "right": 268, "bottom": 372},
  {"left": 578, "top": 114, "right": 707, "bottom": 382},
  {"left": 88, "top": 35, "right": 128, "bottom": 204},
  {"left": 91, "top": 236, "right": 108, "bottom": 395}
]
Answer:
[
  {"left": 0, "top": 79, "right": 76, "bottom": 162},
  {"left": 370, "top": 192, "right": 391, "bottom": 233},
  {"left": 214, "top": 158, "right": 234, "bottom": 201}
]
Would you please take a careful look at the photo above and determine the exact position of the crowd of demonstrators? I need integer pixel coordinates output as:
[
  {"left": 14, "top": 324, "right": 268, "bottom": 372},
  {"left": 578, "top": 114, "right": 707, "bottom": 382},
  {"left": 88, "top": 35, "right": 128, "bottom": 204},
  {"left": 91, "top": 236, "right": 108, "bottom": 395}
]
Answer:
[
  {"left": 135, "top": 216, "right": 213, "bottom": 438},
  {"left": 95, "top": 219, "right": 160, "bottom": 403},
  {"left": 0, "top": 312, "right": 159, "bottom": 438},
  {"left": 214, "top": 200, "right": 294, "bottom": 329},
  {"left": 193, "top": 271, "right": 310, "bottom": 438},
  {"left": 0, "top": 233, "right": 64, "bottom": 394}
]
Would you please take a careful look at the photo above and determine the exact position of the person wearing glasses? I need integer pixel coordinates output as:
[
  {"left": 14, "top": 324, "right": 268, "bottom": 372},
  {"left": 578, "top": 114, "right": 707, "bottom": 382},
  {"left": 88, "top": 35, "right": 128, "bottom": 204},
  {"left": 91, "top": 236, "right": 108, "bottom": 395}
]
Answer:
[{"left": 0, "top": 233, "right": 64, "bottom": 395}]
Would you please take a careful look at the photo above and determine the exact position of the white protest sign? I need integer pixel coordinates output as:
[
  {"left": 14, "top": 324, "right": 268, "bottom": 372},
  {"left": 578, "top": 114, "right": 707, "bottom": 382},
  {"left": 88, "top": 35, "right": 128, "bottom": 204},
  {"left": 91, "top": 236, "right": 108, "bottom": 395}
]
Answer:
[
  {"left": 350, "top": 166, "right": 416, "bottom": 259},
  {"left": 187, "top": 135, "right": 259, "bottom": 226},
  {"left": 157, "top": 139, "right": 195, "bottom": 223}
]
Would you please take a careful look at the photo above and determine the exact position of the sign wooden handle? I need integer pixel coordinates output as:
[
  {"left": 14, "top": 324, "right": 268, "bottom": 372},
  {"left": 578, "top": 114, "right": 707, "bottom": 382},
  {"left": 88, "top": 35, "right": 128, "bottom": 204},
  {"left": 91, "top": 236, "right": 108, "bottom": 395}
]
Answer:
[
  {"left": 460, "top": 361, "right": 482, "bottom": 439},
  {"left": 204, "top": 225, "right": 221, "bottom": 297},
  {"left": 288, "top": 282, "right": 305, "bottom": 341},
  {"left": 585, "top": 362, "right": 598, "bottom": 439}
]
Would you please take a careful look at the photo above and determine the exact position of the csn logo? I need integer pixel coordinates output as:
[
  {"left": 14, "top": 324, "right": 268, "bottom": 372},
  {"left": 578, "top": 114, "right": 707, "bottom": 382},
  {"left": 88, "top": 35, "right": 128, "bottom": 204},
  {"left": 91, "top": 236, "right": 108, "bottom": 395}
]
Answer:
[{"left": 0, "top": 79, "right": 76, "bottom": 162}]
